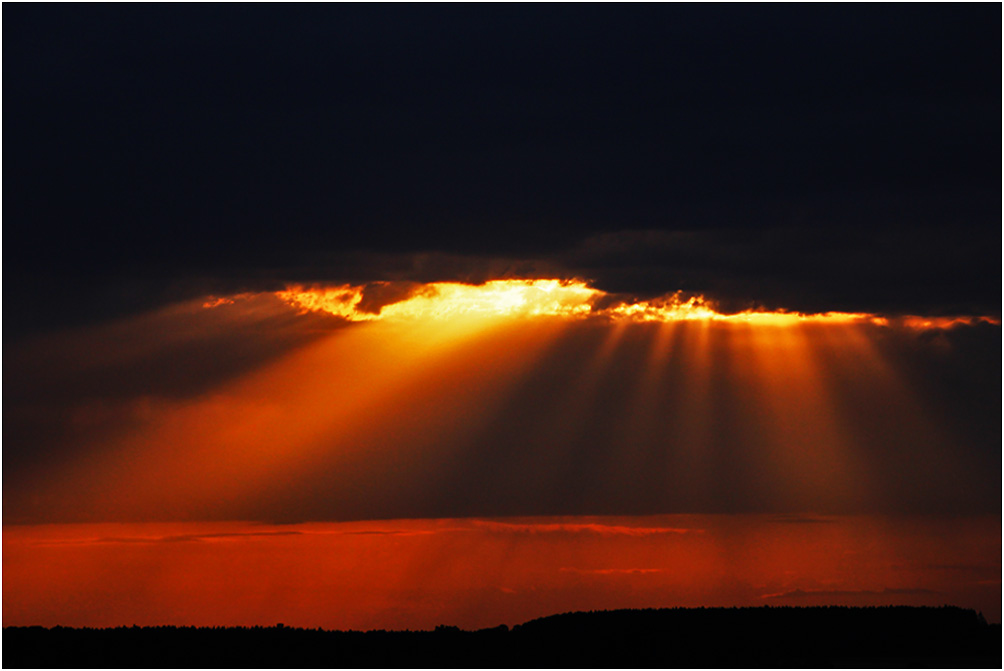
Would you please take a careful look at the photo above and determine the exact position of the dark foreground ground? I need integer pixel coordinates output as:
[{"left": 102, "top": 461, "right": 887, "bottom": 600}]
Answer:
[{"left": 4, "top": 606, "right": 1000, "bottom": 668}]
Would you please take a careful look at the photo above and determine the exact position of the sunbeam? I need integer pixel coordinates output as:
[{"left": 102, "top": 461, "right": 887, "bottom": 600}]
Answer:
[
  {"left": 7, "top": 5, "right": 999, "bottom": 649},
  {"left": 5, "top": 277, "right": 1000, "bottom": 630},
  {"left": 8, "top": 279, "right": 997, "bottom": 526}
]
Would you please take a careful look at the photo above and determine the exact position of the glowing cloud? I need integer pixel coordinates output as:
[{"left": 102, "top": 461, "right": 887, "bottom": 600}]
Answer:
[
  {"left": 274, "top": 285, "right": 369, "bottom": 320},
  {"left": 274, "top": 280, "right": 596, "bottom": 322},
  {"left": 267, "top": 279, "right": 998, "bottom": 328}
]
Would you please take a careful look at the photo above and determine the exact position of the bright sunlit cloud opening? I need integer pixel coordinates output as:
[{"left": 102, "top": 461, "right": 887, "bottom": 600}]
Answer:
[{"left": 260, "top": 278, "right": 1000, "bottom": 329}]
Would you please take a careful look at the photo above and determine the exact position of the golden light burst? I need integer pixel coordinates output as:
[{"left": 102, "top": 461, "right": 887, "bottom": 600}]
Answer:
[
  {"left": 265, "top": 278, "right": 998, "bottom": 328},
  {"left": 275, "top": 279, "right": 597, "bottom": 322}
]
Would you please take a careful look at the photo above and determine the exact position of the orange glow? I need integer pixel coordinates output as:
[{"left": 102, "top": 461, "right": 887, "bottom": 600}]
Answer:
[
  {"left": 736, "top": 322, "right": 869, "bottom": 510},
  {"left": 7, "top": 279, "right": 999, "bottom": 633},
  {"left": 269, "top": 279, "right": 997, "bottom": 328},
  {"left": 11, "top": 282, "right": 998, "bottom": 529},
  {"left": 278, "top": 279, "right": 597, "bottom": 322},
  {"left": 201, "top": 296, "right": 237, "bottom": 309},
  {"left": 14, "top": 310, "right": 573, "bottom": 522},
  {"left": 274, "top": 285, "right": 368, "bottom": 319},
  {"left": 896, "top": 315, "right": 1001, "bottom": 330},
  {"left": 4, "top": 515, "right": 999, "bottom": 629},
  {"left": 605, "top": 294, "right": 872, "bottom": 325},
  {"left": 16, "top": 283, "right": 997, "bottom": 526}
]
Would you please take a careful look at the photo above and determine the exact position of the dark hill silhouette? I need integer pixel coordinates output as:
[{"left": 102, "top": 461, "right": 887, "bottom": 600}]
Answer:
[{"left": 4, "top": 606, "right": 1000, "bottom": 668}]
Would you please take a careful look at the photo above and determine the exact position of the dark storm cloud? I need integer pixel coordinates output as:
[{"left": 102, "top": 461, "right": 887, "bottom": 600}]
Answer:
[
  {"left": 355, "top": 282, "right": 423, "bottom": 315},
  {"left": 4, "top": 3, "right": 1000, "bottom": 337},
  {"left": 281, "top": 250, "right": 563, "bottom": 288},
  {"left": 246, "top": 219, "right": 1001, "bottom": 318},
  {"left": 558, "top": 225, "right": 1001, "bottom": 316}
]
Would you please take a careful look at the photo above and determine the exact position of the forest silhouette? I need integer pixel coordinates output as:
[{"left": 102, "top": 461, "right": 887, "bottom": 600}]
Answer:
[{"left": 4, "top": 606, "right": 1000, "bottom": 668}]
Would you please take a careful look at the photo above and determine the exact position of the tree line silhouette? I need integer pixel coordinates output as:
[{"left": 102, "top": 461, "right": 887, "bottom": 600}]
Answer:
[{"left": 4, "top": 606, "right": 999, "bottom": 668}]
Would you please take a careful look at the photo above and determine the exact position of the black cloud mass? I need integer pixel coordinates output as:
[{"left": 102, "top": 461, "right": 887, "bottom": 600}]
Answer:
[{"left": 4, "top": 3, "right": 1000, "bottom": 339}]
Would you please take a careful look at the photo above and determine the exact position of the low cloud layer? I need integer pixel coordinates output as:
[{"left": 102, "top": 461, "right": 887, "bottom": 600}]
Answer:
[{"left": 9, "top": 221, "right": 998, "bottom": 344}]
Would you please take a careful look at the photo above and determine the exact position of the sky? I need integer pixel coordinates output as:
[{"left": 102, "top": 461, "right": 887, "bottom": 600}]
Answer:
[
  {"left": 3, "top": 4, "right": 1001, "bottom": 628},
  {"left": 5, "top": 4, "right": 1000, "bottom": 334}
]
